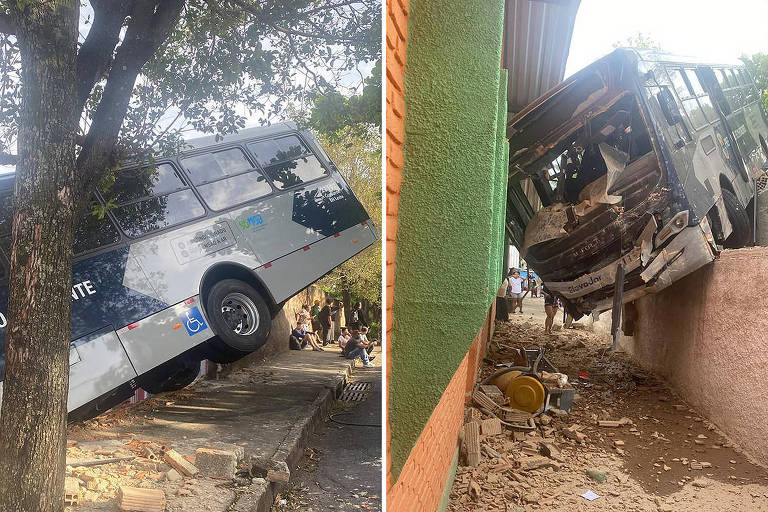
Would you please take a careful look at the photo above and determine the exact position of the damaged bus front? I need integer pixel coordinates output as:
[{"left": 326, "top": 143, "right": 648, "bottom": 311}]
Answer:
[{"left": 509, "top": 48, "right": 767, "bottom": 320}]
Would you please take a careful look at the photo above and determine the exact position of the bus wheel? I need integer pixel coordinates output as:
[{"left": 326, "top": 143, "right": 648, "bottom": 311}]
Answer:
[
  {"left": 722, "top": 189, "right": 751, "bottom": 248},
  {"left": 205, "top": 279, "right": 272, "bottom": 356},
  {"left": 138, "top": 357, "right": 200, "bottom": 394}
]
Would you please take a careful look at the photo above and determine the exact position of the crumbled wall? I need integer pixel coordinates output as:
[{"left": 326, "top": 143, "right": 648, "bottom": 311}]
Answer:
[
  {"left": 390, "top": 0, "right": 508, "bottom": 478},
  {"left": 619, "top": 247, "right": 768, "bottom": 466}
]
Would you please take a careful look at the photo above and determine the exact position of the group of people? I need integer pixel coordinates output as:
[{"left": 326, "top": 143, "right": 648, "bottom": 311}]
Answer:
[
  {"left": 289, "top": 299, "right": 375, "bottom": 368},
  {"left": 504, "top": 269, "right": 572, "bottom": 335}
]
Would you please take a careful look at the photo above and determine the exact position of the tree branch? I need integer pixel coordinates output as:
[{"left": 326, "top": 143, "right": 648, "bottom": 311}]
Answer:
[
  {"left": 75, "top": 0, "right": 185, "bottom": 207},
  {"left": 0, "top": 152, "right": 17, "bottom": 165},
  {"left": 0, "top": 14, "right": 15, "bottom": 35},
  {"left": 75, "top": 0, "right": 134, "bottom": 116}
]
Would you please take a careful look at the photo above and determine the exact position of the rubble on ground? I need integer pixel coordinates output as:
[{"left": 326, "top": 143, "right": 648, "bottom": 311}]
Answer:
[
  {"left": 63, "top": 433, "right": 253, "bottom": 511},
  {"left": 448, "top": 314, "right": 768, "bottom": 511}
]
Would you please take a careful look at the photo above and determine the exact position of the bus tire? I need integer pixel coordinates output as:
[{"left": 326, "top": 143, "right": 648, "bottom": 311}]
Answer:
[
  {"left": 722, "top": 188, "right": 751, "bottom": 248},
  {"left": 138, "top": 357, "right": 200, "bottom": 395},
  {"left": 205, "top": 279, "right": 272, "bottom": 355}
]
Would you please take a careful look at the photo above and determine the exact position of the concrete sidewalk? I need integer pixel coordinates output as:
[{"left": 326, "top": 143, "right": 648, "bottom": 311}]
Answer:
[{"left": 67, "top": 345, "right": 380, "bottom": 512}]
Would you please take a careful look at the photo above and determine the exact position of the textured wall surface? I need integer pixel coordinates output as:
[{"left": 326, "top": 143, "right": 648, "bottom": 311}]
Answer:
[
  {"left": 619, "top": 247, "right": 768, "bottom": 466},
  {"left": 385, "top": 0, "right": 409, "bottom": 492},
  {"left": 390, "top": 0, "right": 508, "bottom": 478},
  {"left": 388, "top": 306, "right": 494, "bottom": 510}
]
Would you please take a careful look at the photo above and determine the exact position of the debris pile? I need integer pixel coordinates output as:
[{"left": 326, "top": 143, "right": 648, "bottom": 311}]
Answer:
[
  {"left": 449, "top": 316, "right": 768, "bottom": 511},
  {"left": 63, "top": 435, "right": 254, "bottom": 511}
]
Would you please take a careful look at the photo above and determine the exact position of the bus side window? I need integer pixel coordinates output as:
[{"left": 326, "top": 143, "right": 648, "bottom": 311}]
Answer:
[
  {"left": 180, "top": 148, "right": 272, "bottom": 210},
  {"left": 73, "top": 209, "right": 121, "bottom": 255},
  {"left": 247, "top": 136, "right": 329, "bottom": 190},
  {"left": 104, "top": 163, "right": 205, "bottom": 238}
]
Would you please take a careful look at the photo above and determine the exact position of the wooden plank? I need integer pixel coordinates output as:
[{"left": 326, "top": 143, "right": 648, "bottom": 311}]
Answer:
[{"left": 163, "top": 449, "right": 199, "bottom": 477}]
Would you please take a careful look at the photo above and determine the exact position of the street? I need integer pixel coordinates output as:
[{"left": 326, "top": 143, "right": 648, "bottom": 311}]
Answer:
[{"left": 274, "top": 359, "right": 382, "bottom": 511}]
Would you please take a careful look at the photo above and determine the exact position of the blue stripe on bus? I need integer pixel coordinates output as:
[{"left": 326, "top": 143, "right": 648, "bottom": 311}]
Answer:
[{"left": 0, "top": 247, "right": 170, "bottom": 379}]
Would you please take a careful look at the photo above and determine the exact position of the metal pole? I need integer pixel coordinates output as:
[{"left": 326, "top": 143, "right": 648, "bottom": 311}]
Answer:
[
  {"left": 753, "top": 178, "right": 758, "bottom": 246},
  {"left": 611, "top": 264, "right": 626, "bottom": 351}
]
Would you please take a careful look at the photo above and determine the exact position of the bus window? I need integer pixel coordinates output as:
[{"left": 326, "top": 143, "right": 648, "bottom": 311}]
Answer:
[
  {"left": 259, "top": 155, "right": 329, "bottom": 190},
  {"left": 180, "top": 148, "right": 272, "bottom": 210},
  {"left": 108, "top": 163, "right": 186, "bottom": 204},
  {"left": 248, "top": 136, "right": 308, "bottom": 167},
  {"left": 669, "top": 69, "right": 691, "bottom": 100},
  {"left": 113, "top": 190, "right": 205, "bottom": 238},
  {"left": 728, "top": 69, "right": 741, "bottom": 86},
  {"left": 684, "top": 69, "right": 706, "bottom": 96},
  {"left": 105, "top": 163, "right": 205, "bottom": 238},
  {"left": 73, "top": 210, "right": 121, "bottom": 255},
  {"left": 181, "top": 148, "right": 252, "bottom": 184}
]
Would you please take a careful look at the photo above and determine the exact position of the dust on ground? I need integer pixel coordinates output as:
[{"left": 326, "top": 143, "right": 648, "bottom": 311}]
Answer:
[{"left": 449, "top": 298, "right": 768, "bottom": 511}]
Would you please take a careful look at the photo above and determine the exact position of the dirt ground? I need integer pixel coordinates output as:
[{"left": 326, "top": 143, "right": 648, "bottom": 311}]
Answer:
[{"left": 448, "top": 296, "right": 768, "bottom": 511}]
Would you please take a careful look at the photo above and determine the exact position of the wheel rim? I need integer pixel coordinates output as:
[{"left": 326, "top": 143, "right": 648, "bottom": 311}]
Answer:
[{"left": 220, "top": 292, "right": 260, "bottom": 336}]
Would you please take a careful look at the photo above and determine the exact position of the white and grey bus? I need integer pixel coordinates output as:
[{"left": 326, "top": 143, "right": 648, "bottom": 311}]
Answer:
[{"left": 0, "top": 122, "right": 377, "bottom": 421}]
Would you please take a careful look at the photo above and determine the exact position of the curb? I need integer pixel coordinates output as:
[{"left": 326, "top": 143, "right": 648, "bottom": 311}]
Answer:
[{"left": 232, "top": 360, "right": 354, "bottom": 512}]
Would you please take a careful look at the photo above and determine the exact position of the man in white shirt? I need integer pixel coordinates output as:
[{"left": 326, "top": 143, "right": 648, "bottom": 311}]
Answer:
[{"left": 506, "top": 270, "right": 526, "bottom": 314}]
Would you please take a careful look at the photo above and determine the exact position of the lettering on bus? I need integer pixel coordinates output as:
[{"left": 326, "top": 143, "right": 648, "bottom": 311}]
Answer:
[
  {"left": 238, "top": 214, "right": 264, "bottom": 230},
  {"left": 0, "top": 280, "right": 96, "bottom": 329},
  {"left": 172, "top": 222, "right": 235, "bottom": 265},
  {"left": 72, "top": 280, "right": 97, "bottom": 300}
]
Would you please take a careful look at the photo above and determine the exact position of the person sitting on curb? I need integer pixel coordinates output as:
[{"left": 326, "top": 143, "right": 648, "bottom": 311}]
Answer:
[
  {"left": 337, "top": 326, "right": 351, "bottom": 350},
  {"left": 360, "top": 326, "right": 375, "bottom": 355},
  {"left": 342, "top": 329, "right": 375, "bottom": 368},
  {"left": 292, "top": 321, "right": 324, "bottom": 351}
]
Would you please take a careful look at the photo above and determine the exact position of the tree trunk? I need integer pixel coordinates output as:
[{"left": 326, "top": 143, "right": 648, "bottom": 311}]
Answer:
[
  {"left": 340, "top": 273, "right": 352, "bottom": 328},
  {"left": 0, "top": 3, "right": 80, "bottom": 512}
]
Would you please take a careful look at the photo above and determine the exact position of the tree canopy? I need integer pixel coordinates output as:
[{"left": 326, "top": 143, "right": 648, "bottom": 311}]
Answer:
[{"left": 0, "top": 0, "right": 381, "bottom": 166}]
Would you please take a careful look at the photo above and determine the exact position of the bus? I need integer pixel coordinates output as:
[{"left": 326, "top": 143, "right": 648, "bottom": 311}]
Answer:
[
  {"left": 0, "top": 122, "right": 377, "bottom": 421},
  {"left": 508, "top": 48, "right": 768, "bottom": 321}
]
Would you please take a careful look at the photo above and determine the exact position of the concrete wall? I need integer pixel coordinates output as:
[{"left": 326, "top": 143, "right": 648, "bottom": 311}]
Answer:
[{"left": 618, "top": 247, "right": 768, "bottom": 466}]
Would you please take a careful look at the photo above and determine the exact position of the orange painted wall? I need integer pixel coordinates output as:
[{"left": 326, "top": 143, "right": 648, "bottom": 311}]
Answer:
[
  {"left": 385, "top": 0, "right": 407, "bottom": 495},
  {"left": 387, "top": 305, "right": 495, "bottom": 510}
]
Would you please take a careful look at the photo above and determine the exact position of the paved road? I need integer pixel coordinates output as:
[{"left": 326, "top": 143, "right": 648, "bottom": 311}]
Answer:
[{"left": 275, "top": 357, "right": 382, "bottom": 511}]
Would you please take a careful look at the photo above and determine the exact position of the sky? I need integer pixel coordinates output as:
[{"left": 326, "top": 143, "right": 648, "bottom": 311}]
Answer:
[{"left": 565, "top": 0, "right": 768, "bottom": 77}]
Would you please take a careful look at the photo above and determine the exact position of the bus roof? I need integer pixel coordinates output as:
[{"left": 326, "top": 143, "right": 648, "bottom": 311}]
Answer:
[
  {"left": 182, "top": 121, "right": 299, "bottom": 151},
  {"left": 623, "top": 47, "right": 744, "bottom": 69},
  {"left": 508, "top": 48, "right": 745, "bottom": 134}
]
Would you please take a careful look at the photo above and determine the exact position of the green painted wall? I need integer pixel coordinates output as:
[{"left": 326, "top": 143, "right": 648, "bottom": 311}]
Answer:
[{"left": 391, "top": 0, "right": 508, "bottom": 479}]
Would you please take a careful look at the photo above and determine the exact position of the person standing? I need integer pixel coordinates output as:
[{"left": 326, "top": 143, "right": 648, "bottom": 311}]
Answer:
[
  {"left": 351, "top": 301, "right": 368, "bottom": 330},
  {"left": 318, "top": 298, "right": 338, "bottom": 346},
  {"left": 506, "top": 270, "right": 525, "bottom": 314},
  {"left": 310, "top": 299, "right": 322, "bottom": 334},
  {"left": 542, "top": 285, "right": 558, "bottom": 334}
]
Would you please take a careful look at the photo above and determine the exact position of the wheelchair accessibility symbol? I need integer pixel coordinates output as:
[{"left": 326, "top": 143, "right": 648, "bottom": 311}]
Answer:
[{"left": 181, "top": 306, "right": 208, "bottom": 336}]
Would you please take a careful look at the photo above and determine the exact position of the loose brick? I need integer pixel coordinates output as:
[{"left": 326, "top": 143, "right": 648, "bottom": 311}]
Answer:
[{"left": 195, "top": 448, "right": 237, "bottom": 479}]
